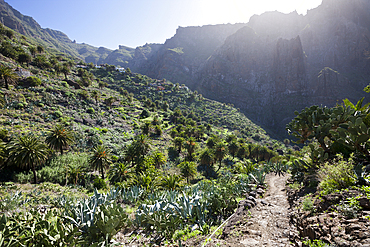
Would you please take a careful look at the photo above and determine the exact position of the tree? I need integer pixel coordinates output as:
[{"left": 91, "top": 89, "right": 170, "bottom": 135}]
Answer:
[
  {"left": 185, "top": 137, "right": 196, "bottom": 160},
  {"left": 89, "top": 145, "right": 112, "bottom": 179},
  {"left": 18, "top": 53, "right": 32, "bottom": 66},
  {"left": 0, "top": 66, "right": 19, "bottom": 90},
  {"left": 214, "top": 142, "right": 227, "bottom": 172},
  {"left": 108, "top": 162, "right": 131, "bottom": 185},
  {"left": 7, "top": 134, "right": 49, "bottom": 184},
  {"left": 0, "top": 141, "right": 7, "bottom": 168},
  {"left": 200, "top": 148, "right": 214, "bottom": 167},
  {"left": 124, "top": 134, "right": 151, "bottom": 173},
  {"left": 228, "top": 141, "right": 239, "bottom": 159},
  {"left": 90, "top": 90, "right": 101, "bottom": 104},
  {"left": 28, "top": 46, "right": 36, "bottom": 57},
  {"left": 178, "top": 161, "right": 197, "bottom": 183},
  {"left": 105, "top": 96, "right": 116, "bottom": 108},
  {"left": 151, "top": 151, "right": 166, "bottom": 169},
  {"left": 141, "top": 122, "right": 151, "bottom": 135},
  {"left": 54, "top": 63, "right": 62, "bottom": 76},
  {"left": 236, "top": 144, "right": 249, "bottom": 160},
  {"left": 98, "top": 81, "right": 108, "bottom": 89},
  {"left": 45, "top": 124, "right": 74, "bottom": 155},
  {"left": 173, "top": 137, "right": 185, "bottom": 153},
  {"left": 36, "top": 45, "right": 44, "bottom": 54},
  {"left": 61, "top": 65, "right": 70, "bottom": 79}
]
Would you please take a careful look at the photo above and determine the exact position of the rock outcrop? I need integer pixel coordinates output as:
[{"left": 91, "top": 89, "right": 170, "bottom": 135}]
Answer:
[{"left": 194, "top": 0, "right": 370, "bottom": 137}]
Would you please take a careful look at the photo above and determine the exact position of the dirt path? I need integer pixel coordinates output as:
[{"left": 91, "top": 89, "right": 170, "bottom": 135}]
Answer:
[{"left": 206, "top": 174, "right": 295, "bottom": 247}]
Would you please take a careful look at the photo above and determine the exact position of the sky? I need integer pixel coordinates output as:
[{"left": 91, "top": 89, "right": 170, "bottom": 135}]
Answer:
[{"left": 5, "top": 0, "right": 322, "bottom": 50}]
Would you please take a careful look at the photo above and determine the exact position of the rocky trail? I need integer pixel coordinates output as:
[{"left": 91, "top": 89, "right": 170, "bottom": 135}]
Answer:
[{"left": 204, "top": 174, "right": 296, "bottom": 247}]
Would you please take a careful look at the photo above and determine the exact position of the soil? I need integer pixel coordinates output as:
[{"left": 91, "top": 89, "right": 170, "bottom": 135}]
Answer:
[{"left": 199, "top": 173, "right": 296, "bottom": 247}]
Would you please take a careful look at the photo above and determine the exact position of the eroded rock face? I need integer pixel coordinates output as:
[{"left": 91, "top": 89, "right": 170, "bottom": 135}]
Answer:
[
  {"left": 123, "top": 1, "right": 370, "bottom": 138},
  {"left": 287, "top": 185, "right": 370, "bottom": 247},
  {"left": 194, "top": 0, "right": 370, "bottom": 137}
]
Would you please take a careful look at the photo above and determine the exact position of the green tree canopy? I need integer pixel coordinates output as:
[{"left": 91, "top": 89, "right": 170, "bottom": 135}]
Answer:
[
  {"left": 7, "top": 134, "right": 49, "bottom": 184},
  {"left": 89, "top": 145, "right": 112, "bottom": 179},
  {"left": 45, "top": 124, "right": 74, "bottom": 155}
]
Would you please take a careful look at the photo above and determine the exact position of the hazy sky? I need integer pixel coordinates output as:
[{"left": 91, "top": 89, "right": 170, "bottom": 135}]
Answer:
[{"left": 5, "top": 0, "right": 322, "bottom": 50}]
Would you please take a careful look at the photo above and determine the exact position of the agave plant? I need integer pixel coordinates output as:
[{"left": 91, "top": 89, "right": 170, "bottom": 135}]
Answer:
[
  {"left": 249, "top": 169, "right": 266, "bottom": 186},
  {"left": 272, "top": 162, "right": 288, "bottom": 176}
]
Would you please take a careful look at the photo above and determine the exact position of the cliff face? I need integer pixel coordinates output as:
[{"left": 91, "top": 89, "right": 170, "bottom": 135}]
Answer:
[
  {"left": 193, "top": 0, "right": 370, "bottom": 137},
  {"left": 131, "top": 23, "right": 247, "bottom": 86}
]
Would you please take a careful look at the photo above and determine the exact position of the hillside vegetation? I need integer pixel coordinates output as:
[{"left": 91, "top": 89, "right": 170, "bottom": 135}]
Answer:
[
  {"left": 0, "top": 21, "right": 293, "bottom": 246},
  {"left": 1, "top": 3, "right": 370, "bottom": 246}
]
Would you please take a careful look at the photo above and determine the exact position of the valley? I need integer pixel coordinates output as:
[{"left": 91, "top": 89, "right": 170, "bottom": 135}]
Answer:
[{"left": 0, "top": 0, "right": 370, "bottom": 246}]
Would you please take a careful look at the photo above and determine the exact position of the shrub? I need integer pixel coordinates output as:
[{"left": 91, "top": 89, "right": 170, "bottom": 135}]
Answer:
[
  {"left": 54, "top": 110, "right": 63, "bottom": 118},
  {"left": 318, "top": 154, "right": 356, "bottom": 195},
  {"left": 61, "top": 81, "right": 69, "bottom": 87},
  {"left": 0, "top": 128, "right": 9, "bottom": 141},
  {"left": 93, "top": 177, "right": 107, "bottom": 190},
  {"left": 140, "top": 109, "right": 150, "bottom": 119},
  {"left": 14, "top": 171, "right": 33, "bottom": 183},
  {"left": 302, "top": 196, "right": 314, "bottom": 212},
  {"left": 26, "top": 76, "right": 42, "bottom": 87},
  {"left": 87, "top": 107, "right": 95, "bottom": 114}
]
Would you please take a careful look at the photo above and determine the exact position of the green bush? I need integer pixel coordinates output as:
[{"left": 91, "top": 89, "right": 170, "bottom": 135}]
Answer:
[
  {"left": 0, "top": 128, "right": 9, "bottom": 141},
  {"left": 54, "top": 110, "right": 63, "bottom": 118},
  {"left": 61, "top": 81, "right": 69, "bottom": 87},
  {"left": 13, "top": 171, "right": 33, "bottom": 183},
  {"left": 318, "top": 155, "right": 356, "bottom": 195},
  {"left": 302, "top": 196, "right": 314, "bottom": 212},
  {"left": 37, "top": 165, "right": 65, "bottom": 184},
  {"left": 87, "top": 107, "right": 95, "bottom": 114},
  {"left": 140, "top": 109, "right": 150, "bottom": 118},
  {"left": 302, "top": 239, "right": 331, "bottom": 247},
  {"left": 93, "top": 177, "right": 107, "bottom": 190},
  {"left": 26, "top": 76, "right": 42, "bottom": 87}
]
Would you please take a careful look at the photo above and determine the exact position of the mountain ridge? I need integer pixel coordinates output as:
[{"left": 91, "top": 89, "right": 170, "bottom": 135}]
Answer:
[{"left": 1, "top": 0, "right": 369, "bottom": 138}]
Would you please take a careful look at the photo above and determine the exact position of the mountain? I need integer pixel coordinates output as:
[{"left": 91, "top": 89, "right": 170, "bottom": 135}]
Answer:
[
  {"left": 1, "top": 0, "right": 369, "bottom": 138},
  {"left": 130, "top": 23, "right": 247, "bottom": 87},
  {"left": 194, "top": 0, "right": 370, "bottom": 137},
  {"left": 0, "top": 0, "right": 135, "bottom": 63}
]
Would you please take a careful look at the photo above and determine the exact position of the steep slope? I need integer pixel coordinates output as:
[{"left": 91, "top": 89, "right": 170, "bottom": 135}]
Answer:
[
  {"left": 195, "top": 0, "right": 370, "bottom": 137},
  {"left": 131, "top": 23, "right": 247, "bottom": 86},
  {"left": 0, "top": 0, "right": 134, "bottom": 63}
]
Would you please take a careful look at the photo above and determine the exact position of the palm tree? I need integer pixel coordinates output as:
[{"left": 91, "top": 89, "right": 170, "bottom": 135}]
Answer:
[
  {"left": 90, "top": 90, "right": 101, "bottom": 104},
  {"left": 128, "top": 134, "right": 152, "bottom": 173},
  {"left": 173, "top": 137, "right": 185, "bottom": 153},
  {"left": 105, "top": 96, "right": 116, "bottom": 108},
  {"left": 28, "top": 46, "right": 36, "bottom": 57},
  {"left": 0, "top": 141, "right": 7, "bottom": 168},
  {"left": 228, "top": 141, "right": 239, "bottom": 160},
  {"left": 159, "top": 174, "right": 183, "bottom": 191},
  {"left": 54, "top": 63, "right": 62, "bottom": 77},
  {"left": 7, "top": 134, "right": 49, "bottom": 184},
  {"left": 151, "top": 151, "right": 166, "bottom": 169},
  {"left": 0, "top": 66, "right": 19, "bottom": 90},
  {"left": 200, "top": 148, "right": 214, "bottom": 167},
  {"left": 214, "top": 142, "right": 227, "bottom": 172},
  {"left": 61, "top": 65, "right": 70, "bottom": 79},
  {"left": 89, "top": 145, "right": 112, "bottom": 179},
  {"left": 178, "top": 161, "right": 197, "bottom": 183},
  {"left": 45, "top": 124, "right": 74, "bottom": 155},
  {"left": 185, "top": 137, "right": 196, "bottom": 158},
  {"left": 108, "top": 162, "right": 131, "bottom": 185}
]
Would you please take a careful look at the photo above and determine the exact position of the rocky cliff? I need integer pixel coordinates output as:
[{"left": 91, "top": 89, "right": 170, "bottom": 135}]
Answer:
[
  {"left": 194, "top": 0, "right": 370, "bottom": 137},
  {"left": 131, "top": 23, "right": 247, "bottom": 87}
]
